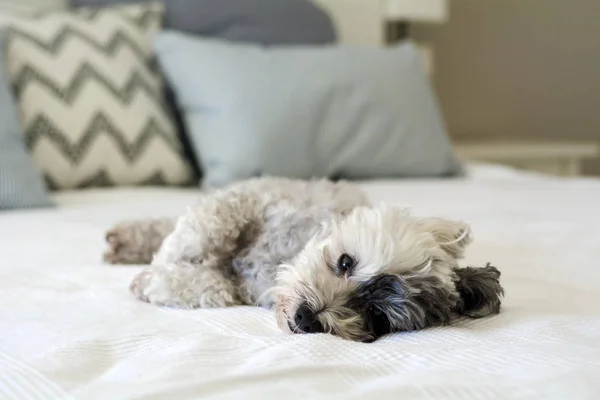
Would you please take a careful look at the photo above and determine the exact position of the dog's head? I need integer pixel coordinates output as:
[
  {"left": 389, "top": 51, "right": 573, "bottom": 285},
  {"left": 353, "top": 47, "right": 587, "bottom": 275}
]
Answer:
[{"left": 274, "top": 204, "right": 471, "bottom": 342}]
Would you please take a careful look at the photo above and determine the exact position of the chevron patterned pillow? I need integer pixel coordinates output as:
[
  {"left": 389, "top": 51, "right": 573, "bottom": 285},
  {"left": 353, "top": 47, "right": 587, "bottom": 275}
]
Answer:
[{"left": 0, "top": 2, "right": 195, "bottom": 189}]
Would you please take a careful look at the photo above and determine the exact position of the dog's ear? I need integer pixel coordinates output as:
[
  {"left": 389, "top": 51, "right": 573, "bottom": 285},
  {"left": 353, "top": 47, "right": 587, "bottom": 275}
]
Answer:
[
  {"left": 418, "top": 217, "right": 472, "bottom": 259},
  {"left": 453, "top": 264, "right": 504, "bottom": 318},
  {"left": 351, "top": 273, "right": 457, "bottom": 341}
]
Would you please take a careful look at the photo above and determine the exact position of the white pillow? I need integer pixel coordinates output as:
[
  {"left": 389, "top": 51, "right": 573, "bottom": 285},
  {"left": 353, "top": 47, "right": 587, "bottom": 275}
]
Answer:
[
  {"left": 0, "top": 0, "right": 67, "bottom": 14},
  {"left": 1, "top": 2, "right": 194, "bottom": 189}
]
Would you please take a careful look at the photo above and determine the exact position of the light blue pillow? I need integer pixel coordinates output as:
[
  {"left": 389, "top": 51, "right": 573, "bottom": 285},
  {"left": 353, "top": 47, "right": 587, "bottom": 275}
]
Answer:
[
  {"left": 155, "top": 31, "right": 463, "bottom": 188},
  {"left": 0, "top": 30, "right": 53, "bottom": 210}
]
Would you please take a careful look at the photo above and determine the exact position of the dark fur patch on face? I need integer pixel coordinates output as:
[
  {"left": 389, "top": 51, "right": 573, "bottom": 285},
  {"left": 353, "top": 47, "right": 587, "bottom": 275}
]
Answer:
[
  {"left": 348, "top": 274, "right": 459, "bottom": 341},
  {"left": 453, "top": 263, "right": 504, "bottom": 318},
  {"left": 347, "top": 275, "right": 402, "bottom": 339},
  {"left": 403, "top": 275, "right": 459, "bottom": 328}
]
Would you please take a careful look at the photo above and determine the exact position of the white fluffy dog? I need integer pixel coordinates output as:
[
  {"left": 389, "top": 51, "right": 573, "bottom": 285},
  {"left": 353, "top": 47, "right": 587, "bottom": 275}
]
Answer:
[{"left": 104, "top": 177, "right": 503, "bottom": 342}]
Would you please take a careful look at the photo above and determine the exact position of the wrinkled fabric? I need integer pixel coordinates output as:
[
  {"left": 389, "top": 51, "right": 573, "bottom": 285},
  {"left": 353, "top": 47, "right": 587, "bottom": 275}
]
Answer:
[{"left": 1, "top": 164, "right": 599, "bottom": 400}]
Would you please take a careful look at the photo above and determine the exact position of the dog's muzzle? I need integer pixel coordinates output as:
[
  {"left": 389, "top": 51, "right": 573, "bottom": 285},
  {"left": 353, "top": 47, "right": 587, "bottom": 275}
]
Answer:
[{"left": 292, "top": 303, "right": 324, "bottom": 334}]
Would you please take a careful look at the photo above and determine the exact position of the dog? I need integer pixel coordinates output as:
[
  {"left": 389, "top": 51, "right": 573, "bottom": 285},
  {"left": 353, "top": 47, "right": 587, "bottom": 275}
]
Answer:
[{"left": 104, "top": 177, "right": 504, "bottom": 342}]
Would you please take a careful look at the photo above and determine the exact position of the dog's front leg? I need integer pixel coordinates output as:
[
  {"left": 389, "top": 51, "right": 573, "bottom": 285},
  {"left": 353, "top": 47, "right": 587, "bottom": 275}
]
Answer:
[
  {"left": 129, "top": 188, "right": 259, "bottom": 308},
  {"left": 129, "top": 261, "right": 239, "bottom": 308}
]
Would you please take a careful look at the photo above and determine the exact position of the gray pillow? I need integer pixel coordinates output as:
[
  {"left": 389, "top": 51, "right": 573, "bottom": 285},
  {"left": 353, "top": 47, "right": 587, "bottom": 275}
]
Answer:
[
  {"left": 154, "top": 31, "right": 463, "bottom": 188},
  {"left": 69, "top": 0, "right": 336, "bottom": 45},
  {"left": 0, "top": 30, "right": 53, "bottom": 210}
]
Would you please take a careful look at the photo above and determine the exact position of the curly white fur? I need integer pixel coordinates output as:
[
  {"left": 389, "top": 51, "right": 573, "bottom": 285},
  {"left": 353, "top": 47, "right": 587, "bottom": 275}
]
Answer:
[{"left": 105, "top": 177, "right": 504, "bottom": 342}]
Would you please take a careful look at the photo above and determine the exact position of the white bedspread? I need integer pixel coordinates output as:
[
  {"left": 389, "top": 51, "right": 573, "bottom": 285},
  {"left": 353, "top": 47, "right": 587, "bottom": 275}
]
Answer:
[{"left": 1, "top": 164, "right": 599, "bottom": 400}]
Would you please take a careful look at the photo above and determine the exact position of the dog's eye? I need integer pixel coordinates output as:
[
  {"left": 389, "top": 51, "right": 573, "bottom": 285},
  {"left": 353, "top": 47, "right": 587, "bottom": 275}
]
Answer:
[{"left": 337, "top": 253, "right": 356, "bottom": 273}]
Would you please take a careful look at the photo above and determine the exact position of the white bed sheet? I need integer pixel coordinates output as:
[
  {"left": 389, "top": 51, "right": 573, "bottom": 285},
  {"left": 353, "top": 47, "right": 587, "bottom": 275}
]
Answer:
[{"left": 1, "top": 164, "right": 600, "bottom": 400}]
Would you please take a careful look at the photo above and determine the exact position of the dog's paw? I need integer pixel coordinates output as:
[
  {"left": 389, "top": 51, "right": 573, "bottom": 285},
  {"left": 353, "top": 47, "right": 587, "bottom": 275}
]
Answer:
[
  {"left": 197, "top": 284, "right": 238, "bottom": 308},
  {"left": 103, "top": 228, "right": 126, "bottom": 264},
  {"left": 128, "top": 264, "right": 239, "bottom": 309},
  {"left": 104, "top": 222, "right": 151, "bottom": 265},
  {"left": 130, "top": 269, "right": 153, "bottom": 302}
]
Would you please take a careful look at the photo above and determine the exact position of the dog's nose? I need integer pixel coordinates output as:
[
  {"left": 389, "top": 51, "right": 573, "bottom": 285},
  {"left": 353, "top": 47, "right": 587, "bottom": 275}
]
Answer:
[{"left": 294, "top": 304, "right": 324, "bottom": 333}]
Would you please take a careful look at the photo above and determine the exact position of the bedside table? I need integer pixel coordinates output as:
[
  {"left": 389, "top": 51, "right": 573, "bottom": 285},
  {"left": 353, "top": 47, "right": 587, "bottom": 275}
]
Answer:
[{"left": 454, "top": 141, "right": 600, "bottom": 177}]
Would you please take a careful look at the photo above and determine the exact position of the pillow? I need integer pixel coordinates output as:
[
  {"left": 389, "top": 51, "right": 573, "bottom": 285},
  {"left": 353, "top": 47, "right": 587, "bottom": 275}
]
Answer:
[
  {"left": 70, "top": 0, "right": 337, "bottom": 45},
  {"left": 0, "top": 29, "right": 53, "bottom": 210},
  {"left": 1, "top": 2, "right": 194, "bottom": 190},
  {"left": 70, "top": 0, "right": 336, "bottom": 178},
  {"left": 154, "top": 31, "right": 463, "bottom": 188}
]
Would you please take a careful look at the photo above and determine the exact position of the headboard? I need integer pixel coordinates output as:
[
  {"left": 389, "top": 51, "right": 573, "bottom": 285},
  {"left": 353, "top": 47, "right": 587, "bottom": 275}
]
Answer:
[
  {"left": 313, "top": 0, "right": 447, "bottom": 46},
  {"left": 312, "top": 0, "right": 448, "bottom": 74},
  {"left": 311, "top": 0, "right": 386, "bottom": 46}
]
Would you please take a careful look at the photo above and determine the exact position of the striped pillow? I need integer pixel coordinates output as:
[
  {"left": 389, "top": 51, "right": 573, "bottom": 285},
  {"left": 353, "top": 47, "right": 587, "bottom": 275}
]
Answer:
[
  {"left": 1, "top": 2, "right": 195, "bottom": 190},
  {"left": 0, "top": 29, "right": 53, "bottom": 210}
]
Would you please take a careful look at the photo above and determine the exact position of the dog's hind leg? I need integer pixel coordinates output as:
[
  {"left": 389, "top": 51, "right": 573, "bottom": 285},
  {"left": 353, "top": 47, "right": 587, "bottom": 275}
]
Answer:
[
  {"left": 104, "top": 218, "right": 175, "bottom": 264},
  {"left": 453, "top": 264, "right": 504, "bottom": 318}
]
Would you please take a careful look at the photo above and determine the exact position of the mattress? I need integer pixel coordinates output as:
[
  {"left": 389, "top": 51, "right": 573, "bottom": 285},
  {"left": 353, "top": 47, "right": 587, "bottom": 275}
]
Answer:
[{"left": 1, "top": 164, "right": 599, "bottom": 400}]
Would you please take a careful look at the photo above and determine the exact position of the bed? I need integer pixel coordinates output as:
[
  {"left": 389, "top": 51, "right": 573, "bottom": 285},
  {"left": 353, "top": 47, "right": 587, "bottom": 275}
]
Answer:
[
  {"left": 1, "top": 163, "right": 600, "bottom": 399},
  {"left": 2, "top": 1, "right": 599, "bottom": 398}
]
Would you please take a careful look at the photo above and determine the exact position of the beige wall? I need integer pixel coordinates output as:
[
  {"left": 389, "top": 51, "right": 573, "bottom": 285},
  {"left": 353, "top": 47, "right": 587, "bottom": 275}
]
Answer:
[{"left": 411, "top": 0, "right": 600, "bottom": 174}]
